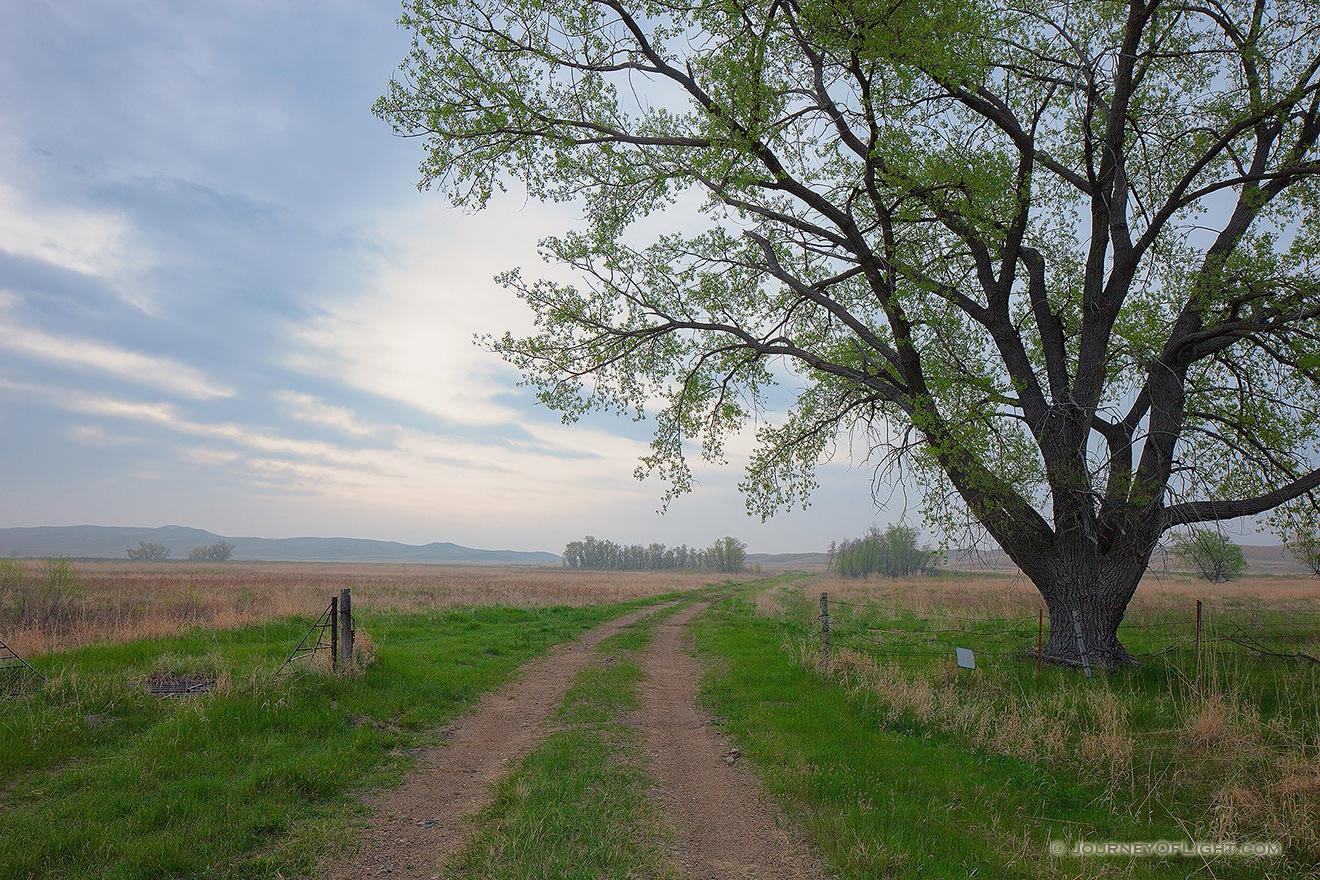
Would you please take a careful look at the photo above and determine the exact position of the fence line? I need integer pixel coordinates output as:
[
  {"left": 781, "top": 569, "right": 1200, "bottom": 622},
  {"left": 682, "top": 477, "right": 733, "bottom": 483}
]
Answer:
[{"left": 809, "top": 593, "right": 1320, "bottom": 671}]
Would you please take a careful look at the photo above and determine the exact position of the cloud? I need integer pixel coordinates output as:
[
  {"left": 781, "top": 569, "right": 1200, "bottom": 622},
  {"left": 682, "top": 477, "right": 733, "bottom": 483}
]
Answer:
[
  {"left": 0, "top": 322, "right": 234, "bottom": 399},
  {"left": 0, "top": 176, "right": 139, "bottom": 279},
  {"left": 182, "top": 447, "right": 241, "bottom": 465},
  {"left": 8, "top": 381, "right": 650, "bottom": 510},
  {"left": 287, "top": 199, "right": 568, "bottom": 427},
  {"left": 66, "top": 424, "right": 139, "bottom": 447},
  {"left": 275, "top": 391, "right": 381, "bottom": 437}
]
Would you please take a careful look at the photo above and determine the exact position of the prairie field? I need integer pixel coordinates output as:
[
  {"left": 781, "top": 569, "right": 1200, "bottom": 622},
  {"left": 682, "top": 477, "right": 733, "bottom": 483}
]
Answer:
[
  {"left": 6, "top": 563, "right": 1320, "bottom": 878},
  {"left": 0, "top": 559, "right": 751, "bottom": 657},
  {"left": 736, "top": 569, "right": 1320, "bottom": 876}
]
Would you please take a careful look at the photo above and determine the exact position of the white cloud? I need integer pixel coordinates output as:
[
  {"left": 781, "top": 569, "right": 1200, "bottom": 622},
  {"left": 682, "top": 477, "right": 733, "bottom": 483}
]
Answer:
[
  {"left": 14, "top": 382, "right": 650, "bottom": 515},
  {"left": 288, "top": 198, "right": 567, "bottom": 427},
  {"left": 67, "top": 424, "right": 138, "bottom": 446},
  {"left": 183, "top": 446, "right": 241, "bottom": 465},
  {"left": 274, "top": 391, "right": 381, "bottom": 437},
  {"left": 0, "top": 322, "right": 234, "bottom": 399},
  {"left": 0, "top": 176, "right": 137, "bottom": 279}
]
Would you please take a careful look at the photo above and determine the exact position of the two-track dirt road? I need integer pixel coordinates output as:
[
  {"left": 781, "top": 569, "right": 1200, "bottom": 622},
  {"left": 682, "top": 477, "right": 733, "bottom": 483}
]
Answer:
[{"left": 322, "top": 600, "right": 827, "bottom": 879}]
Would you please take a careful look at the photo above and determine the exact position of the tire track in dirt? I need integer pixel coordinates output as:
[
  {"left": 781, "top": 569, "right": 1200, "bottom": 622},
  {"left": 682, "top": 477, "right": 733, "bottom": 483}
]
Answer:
[
  {"left": 321, "top": 602, "right": 673, "bottom": 879},
  {"left": 633, "top": 603, "right": 829, "bottom": 880}
]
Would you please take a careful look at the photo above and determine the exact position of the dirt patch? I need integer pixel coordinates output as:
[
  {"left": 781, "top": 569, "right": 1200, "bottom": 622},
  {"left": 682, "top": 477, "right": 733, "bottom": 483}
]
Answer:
[
  {"left": 632, "top": 603, "right": 829, "bottom": 880},
  {"left": 320, "top": 603, "right": 672, "bottom": 879}
]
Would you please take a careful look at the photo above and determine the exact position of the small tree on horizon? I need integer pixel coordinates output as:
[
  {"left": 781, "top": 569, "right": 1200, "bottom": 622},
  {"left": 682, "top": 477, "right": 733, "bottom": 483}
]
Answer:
[
  {"left": 1271, "top": 499, "right": 1320, "bottom": 577},
  {"left": 188, "top": 541, "right": 235, "bottom": 562},
  {"left": 126, "top": 542, "right": 170, "bottom": 562},
  {"left": 835, "top": 525, "right": 933, "bottom": 579},
  {"left": 1170, "top": 529, "right": 1247, "bottom": 583}
]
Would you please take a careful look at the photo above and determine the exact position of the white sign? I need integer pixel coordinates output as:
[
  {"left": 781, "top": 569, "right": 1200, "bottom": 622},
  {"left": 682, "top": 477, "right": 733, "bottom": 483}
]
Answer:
[{"left": 956, "top": 647, "right": 975, "bottom": 669}]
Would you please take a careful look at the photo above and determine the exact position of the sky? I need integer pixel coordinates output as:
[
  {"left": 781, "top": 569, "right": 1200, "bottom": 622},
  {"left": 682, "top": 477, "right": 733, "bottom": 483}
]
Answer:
[{"left": 0, "top": 0, "right": 905, "bottom": 555}]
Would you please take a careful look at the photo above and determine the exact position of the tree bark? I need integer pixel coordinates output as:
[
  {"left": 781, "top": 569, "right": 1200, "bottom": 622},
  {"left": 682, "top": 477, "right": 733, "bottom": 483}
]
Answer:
[{"left": 1020, "top": 551, "right": 1147, "bottom": 670}]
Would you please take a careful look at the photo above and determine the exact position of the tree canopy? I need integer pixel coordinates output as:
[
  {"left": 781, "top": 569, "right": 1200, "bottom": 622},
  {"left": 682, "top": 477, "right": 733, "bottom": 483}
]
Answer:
[
  {"left": 378, "top": 0, "right": 1320, "bottom": 666},
  {"left": 1170, "top": 528, "right": 1248, "bottom": 582}
]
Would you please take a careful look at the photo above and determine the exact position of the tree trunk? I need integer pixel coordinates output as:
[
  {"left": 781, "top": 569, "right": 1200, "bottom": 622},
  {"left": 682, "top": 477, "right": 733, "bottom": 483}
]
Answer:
[{"left": 1035, "top": 559, "right": 1145, "bottom": 669}]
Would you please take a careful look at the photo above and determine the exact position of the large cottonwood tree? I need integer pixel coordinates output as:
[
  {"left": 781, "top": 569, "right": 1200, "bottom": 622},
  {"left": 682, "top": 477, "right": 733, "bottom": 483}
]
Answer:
[{"left": 377, "top": 0, "right": 1320, "bottom": 667}]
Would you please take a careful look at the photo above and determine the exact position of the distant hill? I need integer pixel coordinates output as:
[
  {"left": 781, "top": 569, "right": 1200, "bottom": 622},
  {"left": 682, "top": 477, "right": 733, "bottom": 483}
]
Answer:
[{"left": 0, "top": 525, "right": 561, "bottom": 565}]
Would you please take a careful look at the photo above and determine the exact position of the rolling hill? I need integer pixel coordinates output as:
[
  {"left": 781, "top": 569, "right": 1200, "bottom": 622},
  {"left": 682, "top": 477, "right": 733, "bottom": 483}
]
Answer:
[{"left": 0, "top": 525, "right": 561, "bottom": 565}]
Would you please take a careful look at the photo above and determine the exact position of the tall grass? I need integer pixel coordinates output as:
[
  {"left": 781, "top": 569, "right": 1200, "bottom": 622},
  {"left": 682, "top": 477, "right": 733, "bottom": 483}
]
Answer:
[
  {"left": 773, "top": 579, "right": 1320, "bottom": 872},
  {"left": 698, "top": 580, "right": 1320, "bottom": 878},
  {"left": 0, "top": 560, "right": 745, "bottom": 657},
  {"left": 0, "top": 597, "right": 666, "bottom": 879}
]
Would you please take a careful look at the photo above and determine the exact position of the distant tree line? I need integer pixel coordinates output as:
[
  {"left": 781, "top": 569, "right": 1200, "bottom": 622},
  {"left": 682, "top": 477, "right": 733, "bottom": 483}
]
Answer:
[
  {"left": 125, "top": 541, "right": 234, "bottom": 562},
  {"left": 562, "top": 536, "right": 746, "bottom": 573},
  {"left": 189, "top": 541, "right": 235, "bottom": 562},
  {"left": 828, "top": 525, "right": 933, "bottom": 579}
]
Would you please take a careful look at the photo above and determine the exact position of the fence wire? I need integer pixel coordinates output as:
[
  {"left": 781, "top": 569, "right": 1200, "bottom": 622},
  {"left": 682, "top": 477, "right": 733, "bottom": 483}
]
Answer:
[{"left": 805, "top": 593, "right": 1320, "bottom": 671}]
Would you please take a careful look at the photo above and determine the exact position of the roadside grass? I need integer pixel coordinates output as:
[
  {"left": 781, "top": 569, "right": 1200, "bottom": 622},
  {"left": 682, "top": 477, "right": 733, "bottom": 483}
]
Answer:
[
  {"left": 695, "top": 576, "right": 1313, "bottom": 879},
  {"left": 1, "top": 559, "right": 746, "bottom": 657},
  {"left": 0, "top": 598, "right": 671, "bottom": 880},
  {"left": 444, "top": 601, "right": 690, "bottom": 880}
]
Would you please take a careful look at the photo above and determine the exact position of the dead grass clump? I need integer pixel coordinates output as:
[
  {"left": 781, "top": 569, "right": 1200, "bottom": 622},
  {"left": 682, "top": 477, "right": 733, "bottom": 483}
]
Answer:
[{"left": 352, "top": 629, "right": 378, "bottom": 671}]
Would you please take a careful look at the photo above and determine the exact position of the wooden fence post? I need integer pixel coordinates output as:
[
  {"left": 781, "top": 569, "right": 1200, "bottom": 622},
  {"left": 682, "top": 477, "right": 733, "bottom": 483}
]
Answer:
[
  {"left": 339, "top": 588, "right": 353, "bottom": 669},
  {"left": 819, "top": 592, "right": 830, "bottom": 671},
  {"left": 330, "top": 595, "right": 338, "bottom": 672}
]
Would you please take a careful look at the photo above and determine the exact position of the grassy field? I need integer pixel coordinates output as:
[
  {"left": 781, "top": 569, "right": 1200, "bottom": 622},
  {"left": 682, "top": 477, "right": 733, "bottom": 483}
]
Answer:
[
  {"left": 0, "top": 559, "right": 743, "bottom": 657},
  {"left": 699, "top": 571, "right": 1320, "bottom": 879},
  {"left": 4, "top": 560, "right": 1319, "bottom": 878},
  {"left": 0, "top": 557, "right": 726, "bottom": 880}
]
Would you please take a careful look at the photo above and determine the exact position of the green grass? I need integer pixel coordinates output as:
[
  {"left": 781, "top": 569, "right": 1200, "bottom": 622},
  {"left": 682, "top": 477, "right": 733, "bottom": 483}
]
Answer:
[
  {"left": 0, "top": 600, "right": 664, "bottom": 880},
  {"left": 444, "top": 601, "right": 689, "bottom": 880},
  {"left": 694, "top": 576, "right": 1305, "bottom": 879}
]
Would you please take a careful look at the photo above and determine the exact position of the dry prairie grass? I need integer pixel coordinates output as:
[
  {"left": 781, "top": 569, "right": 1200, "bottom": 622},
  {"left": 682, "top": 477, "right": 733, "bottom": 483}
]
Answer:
[
  {"left": 780, "top": 572, "right": 1320, "bottom": 861},
  {"left": 808, "top": 569, "right": 1320, "bottom": 623},
  {"left": 1, "top": 560, "right": 747, "bottom": 657}
]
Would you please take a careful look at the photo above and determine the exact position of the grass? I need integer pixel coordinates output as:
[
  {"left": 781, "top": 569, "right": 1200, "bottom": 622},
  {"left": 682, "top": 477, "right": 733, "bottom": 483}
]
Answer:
[
  {"left": 695, "top": 574, "right": 1317, "bottom": 879},
  {"left": 443, "top": 601, "right": 690, "bottom": 880},
  {"left": 0, "top": 599, "right": 672, "bottom": 880},
  {"left": 0, "top": 559, "right": 750, "bottom": 657}
]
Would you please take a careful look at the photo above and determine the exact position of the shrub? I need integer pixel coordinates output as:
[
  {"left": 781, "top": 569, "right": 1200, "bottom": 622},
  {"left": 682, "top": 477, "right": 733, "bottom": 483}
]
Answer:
[{"left": 0, "top": 555, "right": 87, "bottom": 628}]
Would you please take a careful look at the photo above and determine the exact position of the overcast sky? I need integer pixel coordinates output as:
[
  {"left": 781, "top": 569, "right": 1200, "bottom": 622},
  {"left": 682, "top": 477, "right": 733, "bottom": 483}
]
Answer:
[{"left": 0, "top": 0, "right": 913, "bottom": 554}]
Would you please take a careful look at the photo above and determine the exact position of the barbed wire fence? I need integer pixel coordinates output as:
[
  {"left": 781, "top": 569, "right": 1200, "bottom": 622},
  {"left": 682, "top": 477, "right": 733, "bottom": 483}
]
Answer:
[{"left": 801, "top": 592, "right": 1320, "bottom": 675}]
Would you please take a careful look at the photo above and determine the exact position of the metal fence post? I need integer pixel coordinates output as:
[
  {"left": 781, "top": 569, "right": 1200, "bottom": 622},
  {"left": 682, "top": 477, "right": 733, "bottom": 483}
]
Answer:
[{"left": 820, "top": 592, "right": 830, "bottom": 671}]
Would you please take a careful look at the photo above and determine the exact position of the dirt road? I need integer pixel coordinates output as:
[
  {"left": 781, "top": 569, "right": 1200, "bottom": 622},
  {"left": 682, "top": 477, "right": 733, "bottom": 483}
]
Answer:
[
  {"left": 632, "top": 603, "right": 826, "bottom": 879},
  {"left": 323, "top": 599, "right": 826, "bottom": 879}
]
